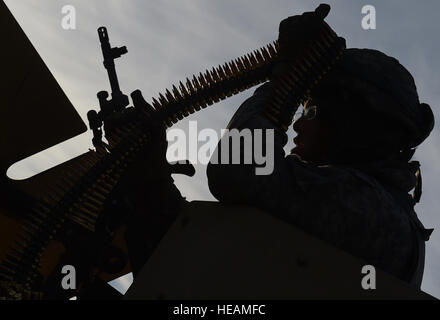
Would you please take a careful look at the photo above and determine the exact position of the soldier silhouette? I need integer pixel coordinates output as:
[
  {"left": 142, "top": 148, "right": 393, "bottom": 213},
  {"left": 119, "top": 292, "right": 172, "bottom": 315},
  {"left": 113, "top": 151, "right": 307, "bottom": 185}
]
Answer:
[{"left": 207, "top": 4, "right": 435, "bottom": 288}]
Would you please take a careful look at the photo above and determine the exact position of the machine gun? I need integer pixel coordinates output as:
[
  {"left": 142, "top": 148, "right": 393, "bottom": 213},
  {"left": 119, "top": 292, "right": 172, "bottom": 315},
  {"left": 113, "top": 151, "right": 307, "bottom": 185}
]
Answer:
[{"left": 0, "top": 0, "right": 346, "bottom": 299}]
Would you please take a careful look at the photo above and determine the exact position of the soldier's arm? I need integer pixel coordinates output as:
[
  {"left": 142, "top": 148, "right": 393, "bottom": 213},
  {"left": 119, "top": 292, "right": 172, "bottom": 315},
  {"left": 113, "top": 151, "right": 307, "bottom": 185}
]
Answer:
[
  {"left": 207, "top": 4, "right": 336, "bottom": 212},
  {"left": 207, "top": 82, "right": 300, "bottom": 214}
]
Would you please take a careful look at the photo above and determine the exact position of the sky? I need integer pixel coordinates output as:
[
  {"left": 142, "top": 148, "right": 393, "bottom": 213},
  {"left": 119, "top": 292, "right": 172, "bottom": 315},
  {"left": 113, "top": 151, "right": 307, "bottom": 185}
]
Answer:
[{"left": 3, "top": 0, "right": 440, "bottom": 298}]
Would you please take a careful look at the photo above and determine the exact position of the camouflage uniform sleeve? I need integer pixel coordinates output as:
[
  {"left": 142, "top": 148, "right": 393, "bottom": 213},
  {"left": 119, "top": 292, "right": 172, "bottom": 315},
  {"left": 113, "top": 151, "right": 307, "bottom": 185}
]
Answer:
[
  {"left": 207, "top": 82, "right": 415, "bottom": 281},
  {"left": 207, "top": 82, "right": 300, "bottom": 213}
]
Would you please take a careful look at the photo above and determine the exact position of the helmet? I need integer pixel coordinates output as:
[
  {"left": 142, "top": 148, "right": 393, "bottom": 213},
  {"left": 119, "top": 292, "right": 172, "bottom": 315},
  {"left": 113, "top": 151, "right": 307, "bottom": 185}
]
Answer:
[{"left": 320, "top": 48, "right": 435, "bottom": 148}]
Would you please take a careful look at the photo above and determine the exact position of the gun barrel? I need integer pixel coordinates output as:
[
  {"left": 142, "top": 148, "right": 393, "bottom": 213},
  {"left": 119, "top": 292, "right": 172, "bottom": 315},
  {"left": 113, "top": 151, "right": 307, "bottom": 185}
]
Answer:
[
  {"left": 97, "top": 27, "right": 129, "bottom": 112},
  {"left": 97, "top": 27, "right": 125, "bottom": 95},
  {"left": 98, "top": 26, "right": 109, "bottom": 43}
]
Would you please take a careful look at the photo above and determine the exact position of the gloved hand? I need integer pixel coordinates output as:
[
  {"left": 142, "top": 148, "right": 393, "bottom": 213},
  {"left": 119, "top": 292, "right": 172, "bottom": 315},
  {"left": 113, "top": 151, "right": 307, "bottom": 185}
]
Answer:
[
  {"left": 118, "top": 90, "right": 169, "bottom": 185},
  {"left": 96, "top": 90, "right": 169, "bottom": 204},
  {"left": 276, "top": 4, "right": 332, "bottom": 65},
  {"left": 265, "top": 4, "right": 344, "bottom": 131}
]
